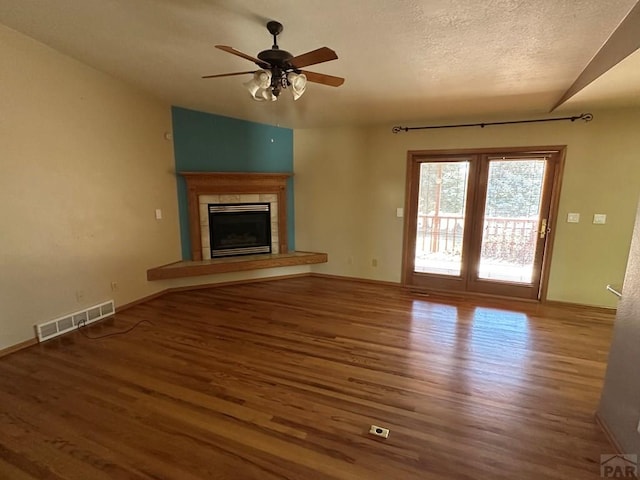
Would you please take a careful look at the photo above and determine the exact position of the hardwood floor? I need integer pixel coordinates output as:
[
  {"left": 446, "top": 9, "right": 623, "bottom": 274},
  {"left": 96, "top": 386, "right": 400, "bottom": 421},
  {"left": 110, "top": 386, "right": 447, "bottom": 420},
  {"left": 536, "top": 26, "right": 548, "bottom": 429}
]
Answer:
[{"left": 0, "top": 277, "right": 615, "bottom": 479}]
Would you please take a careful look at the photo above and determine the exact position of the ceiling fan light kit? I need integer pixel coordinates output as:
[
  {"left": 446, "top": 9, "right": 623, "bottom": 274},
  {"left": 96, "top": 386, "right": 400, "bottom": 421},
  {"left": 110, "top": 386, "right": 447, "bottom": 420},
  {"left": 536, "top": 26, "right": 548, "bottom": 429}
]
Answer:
[
  {"left": 203, "top": 20, "right": 343, "bottom": 102},
  {"left": 243, "top": 70, "right": 307, "bottom": 102}
]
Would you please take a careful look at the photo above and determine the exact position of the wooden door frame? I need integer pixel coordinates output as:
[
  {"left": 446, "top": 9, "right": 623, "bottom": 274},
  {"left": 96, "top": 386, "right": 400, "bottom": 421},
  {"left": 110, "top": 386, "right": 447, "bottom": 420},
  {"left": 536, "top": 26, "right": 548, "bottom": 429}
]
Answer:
[
  {"left": 402, "top": 146, "right": 566, "bottom": 302},
  {"left": 466, "top": 152, "right": 561, "bottom": 299},
  {"left": 402, "top": 153, "right": 479, "bottom": 291}
]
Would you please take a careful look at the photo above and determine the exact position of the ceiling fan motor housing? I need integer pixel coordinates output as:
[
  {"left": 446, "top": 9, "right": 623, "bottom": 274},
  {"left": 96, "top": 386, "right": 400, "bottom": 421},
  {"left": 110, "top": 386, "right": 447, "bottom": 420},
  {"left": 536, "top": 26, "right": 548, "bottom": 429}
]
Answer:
[
  {"left": 257, "top": 49, "right": 294, "bottom": 68},
  {"left": 257, "top": 28, "right": 297, "bottom": 96},
  {"left": 260, "top": 20, "right": 297, "bottom": 72}
]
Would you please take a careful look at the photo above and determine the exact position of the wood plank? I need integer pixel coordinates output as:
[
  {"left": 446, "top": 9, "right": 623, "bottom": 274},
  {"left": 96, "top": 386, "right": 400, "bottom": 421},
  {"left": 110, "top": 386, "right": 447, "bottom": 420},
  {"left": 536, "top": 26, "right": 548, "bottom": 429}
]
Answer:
[
  {"left": 0, "top": 277, "right": 615, "bottom": 479},
  {"left": 146, "top": 251, "right": 327, "bottom": 280}
]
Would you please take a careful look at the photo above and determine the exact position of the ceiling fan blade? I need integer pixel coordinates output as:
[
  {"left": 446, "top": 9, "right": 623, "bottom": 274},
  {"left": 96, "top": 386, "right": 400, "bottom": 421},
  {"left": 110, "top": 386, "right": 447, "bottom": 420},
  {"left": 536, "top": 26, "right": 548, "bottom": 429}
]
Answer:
[
  {"left": 215, "top": 45, "right": 271, "bottom": 68},
  {"left": 202, "top": 71, "right": 256, "bottom": 79},
  {"left": 302, "top": 70, "right": 345, "bottom": 87},
  {"left": 290, "top": 47, "right": 338, "bottom": 68}
]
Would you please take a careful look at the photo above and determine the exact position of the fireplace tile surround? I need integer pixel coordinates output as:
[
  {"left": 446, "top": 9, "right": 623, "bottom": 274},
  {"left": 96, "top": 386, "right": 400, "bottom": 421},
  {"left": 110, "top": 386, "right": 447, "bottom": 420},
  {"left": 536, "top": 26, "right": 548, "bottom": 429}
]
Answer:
[
  {"left": 199, "top": 194, "right": 279, "bottom": 259},
  {"left": 180, "top": 172, "right": 291, "bottom": 261}
]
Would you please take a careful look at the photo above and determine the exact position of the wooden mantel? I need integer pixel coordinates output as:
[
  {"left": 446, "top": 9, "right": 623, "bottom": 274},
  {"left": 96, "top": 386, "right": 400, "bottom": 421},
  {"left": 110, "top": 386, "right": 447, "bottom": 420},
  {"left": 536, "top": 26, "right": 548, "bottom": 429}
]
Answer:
[{"left": 180, "top": 172, "right": 291, "bottom": 261}]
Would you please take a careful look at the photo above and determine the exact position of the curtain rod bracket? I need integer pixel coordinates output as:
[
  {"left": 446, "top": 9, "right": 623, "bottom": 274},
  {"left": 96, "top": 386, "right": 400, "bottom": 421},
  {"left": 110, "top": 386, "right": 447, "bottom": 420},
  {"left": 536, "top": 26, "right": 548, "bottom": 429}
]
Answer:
[{"left": 392, "top": 113, "right": 593, "bottom": 133}]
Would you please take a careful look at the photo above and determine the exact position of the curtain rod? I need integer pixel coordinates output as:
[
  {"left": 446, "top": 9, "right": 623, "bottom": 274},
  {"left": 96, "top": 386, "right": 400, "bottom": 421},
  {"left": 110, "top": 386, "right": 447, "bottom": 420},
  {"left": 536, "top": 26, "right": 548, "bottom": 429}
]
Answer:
[{"left": 391, "top": 113, "right": 593, "bottom": 133}]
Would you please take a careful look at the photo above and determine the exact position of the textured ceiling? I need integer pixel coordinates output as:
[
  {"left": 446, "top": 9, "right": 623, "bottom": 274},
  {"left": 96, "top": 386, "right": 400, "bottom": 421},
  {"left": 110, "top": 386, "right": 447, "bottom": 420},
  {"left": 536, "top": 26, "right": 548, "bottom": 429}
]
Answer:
[{"left": 0, "top": 0, "right": 638, "bottom": 128}]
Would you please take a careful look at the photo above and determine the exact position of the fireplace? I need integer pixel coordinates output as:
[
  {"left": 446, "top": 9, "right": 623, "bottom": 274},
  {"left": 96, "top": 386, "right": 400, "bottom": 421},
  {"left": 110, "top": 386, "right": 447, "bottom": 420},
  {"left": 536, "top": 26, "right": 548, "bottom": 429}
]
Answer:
[
  {"left": 180, "top": 172, "right": 291, "bottom": 261},
  {"left": 208, "top": 203, "right": 272, "bottom": 258}
]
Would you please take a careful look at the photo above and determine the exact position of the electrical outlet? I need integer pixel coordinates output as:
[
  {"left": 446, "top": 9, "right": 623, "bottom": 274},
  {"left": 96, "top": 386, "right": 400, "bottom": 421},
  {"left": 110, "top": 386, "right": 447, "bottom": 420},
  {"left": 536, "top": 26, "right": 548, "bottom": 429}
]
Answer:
[
  {"left": 567, "top": 213, "right": 580, "bottom": 223},
  {"left": 110, "top": 281, "right": 118, "bottom": 291},
  {"left": 372, "top": 258, "right": 378, "bottom": 267},
  {"left": 369, "top": 425, "right": 390, "bottom": 438},
  {"left": 593, "top": 213, "right": 607, "bottom": 225}
]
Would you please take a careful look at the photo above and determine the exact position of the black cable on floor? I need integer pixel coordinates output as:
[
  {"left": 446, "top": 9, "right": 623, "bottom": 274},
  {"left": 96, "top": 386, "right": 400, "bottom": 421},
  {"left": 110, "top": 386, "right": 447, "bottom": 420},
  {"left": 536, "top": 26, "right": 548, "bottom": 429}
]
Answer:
[{"left": 76, "top": 318, "right": 154, "bottom": 339}]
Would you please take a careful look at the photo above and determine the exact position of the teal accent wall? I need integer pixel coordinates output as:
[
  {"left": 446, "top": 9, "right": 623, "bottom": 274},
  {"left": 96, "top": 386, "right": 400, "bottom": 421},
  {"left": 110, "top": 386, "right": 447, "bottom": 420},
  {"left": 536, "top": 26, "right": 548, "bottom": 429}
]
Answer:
[{"left": 171, "top": 106, "right": 294, "bottom": 259}]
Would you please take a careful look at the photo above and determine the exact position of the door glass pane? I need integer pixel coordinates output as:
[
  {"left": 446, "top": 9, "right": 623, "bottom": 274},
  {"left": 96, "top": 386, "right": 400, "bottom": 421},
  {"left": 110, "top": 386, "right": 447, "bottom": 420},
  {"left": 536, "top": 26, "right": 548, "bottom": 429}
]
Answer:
[
  {"left": 478, "top": 159, "right": 546, "bottom": 283},
  {"left": 415, "top": 161, "right": 469, "bottom": 276}
]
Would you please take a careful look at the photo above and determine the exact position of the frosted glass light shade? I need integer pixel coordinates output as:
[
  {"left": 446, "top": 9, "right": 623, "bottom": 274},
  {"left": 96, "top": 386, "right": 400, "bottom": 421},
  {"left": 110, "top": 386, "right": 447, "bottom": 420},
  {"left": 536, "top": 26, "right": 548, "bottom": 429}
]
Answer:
[
  {"left": 288, "top": 73, "right": 307, "bottom": 100},
  {"left": 243, "top": 70, "right": 275, "bottom": 102}
]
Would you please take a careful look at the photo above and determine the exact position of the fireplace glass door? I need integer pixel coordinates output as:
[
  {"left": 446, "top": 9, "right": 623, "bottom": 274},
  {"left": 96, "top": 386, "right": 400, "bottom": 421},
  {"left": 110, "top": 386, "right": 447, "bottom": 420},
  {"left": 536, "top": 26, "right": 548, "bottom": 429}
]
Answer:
[{"left": 208, "top": 203, "right": 271, "bottom": 258}]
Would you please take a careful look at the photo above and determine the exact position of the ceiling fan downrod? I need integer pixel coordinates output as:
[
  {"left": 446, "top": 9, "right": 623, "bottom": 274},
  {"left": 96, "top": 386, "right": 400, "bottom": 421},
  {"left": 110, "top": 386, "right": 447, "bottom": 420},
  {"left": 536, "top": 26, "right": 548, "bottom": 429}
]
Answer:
[{"left": 267, "top": 20, "right": 283, "bottom": 49}]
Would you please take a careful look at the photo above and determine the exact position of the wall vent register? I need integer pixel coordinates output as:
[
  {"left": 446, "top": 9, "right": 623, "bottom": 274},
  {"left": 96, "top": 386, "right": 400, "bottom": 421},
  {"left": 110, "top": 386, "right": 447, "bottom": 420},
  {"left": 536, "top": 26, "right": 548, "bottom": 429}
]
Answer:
[{"left": 36, "top": 300, "right": 115, "bottom": 342}]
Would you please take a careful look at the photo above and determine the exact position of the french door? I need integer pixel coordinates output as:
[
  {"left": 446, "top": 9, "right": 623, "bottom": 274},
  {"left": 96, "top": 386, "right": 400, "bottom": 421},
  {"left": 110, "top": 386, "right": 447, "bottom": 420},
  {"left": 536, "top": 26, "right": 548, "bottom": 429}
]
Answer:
[{"left": 402, "top": 147, "right": 565, "bottom": 300}]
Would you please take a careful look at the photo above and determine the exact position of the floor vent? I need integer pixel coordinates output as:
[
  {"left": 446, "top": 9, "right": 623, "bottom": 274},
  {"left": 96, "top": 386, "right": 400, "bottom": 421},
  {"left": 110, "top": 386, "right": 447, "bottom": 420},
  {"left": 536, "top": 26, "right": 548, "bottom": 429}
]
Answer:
[{"left": 35, "top": 300, "right": 115, "bottom": 342}]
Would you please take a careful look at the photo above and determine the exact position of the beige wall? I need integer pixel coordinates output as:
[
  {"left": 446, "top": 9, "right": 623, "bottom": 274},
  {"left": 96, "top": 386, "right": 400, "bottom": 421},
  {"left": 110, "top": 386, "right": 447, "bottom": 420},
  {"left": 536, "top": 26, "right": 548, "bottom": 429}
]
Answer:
[
  {"left": 294, "top": 108, "right": 640, "bottom": 308},
  {"left": 0, "top": 25, "right": 182, "bottom": 349}
]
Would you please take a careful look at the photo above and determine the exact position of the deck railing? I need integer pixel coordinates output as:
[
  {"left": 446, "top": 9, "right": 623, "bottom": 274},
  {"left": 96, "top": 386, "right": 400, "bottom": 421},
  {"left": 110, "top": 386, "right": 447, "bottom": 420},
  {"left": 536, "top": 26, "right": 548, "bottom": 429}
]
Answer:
[{"left": 417, "top": 214, "right": 539, "bottom": 264}]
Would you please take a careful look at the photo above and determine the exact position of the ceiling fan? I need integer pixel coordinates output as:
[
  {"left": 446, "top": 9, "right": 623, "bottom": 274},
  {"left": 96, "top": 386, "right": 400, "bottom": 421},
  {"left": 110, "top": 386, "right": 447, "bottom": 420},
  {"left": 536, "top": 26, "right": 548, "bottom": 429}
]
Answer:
[{"left": 202, "top": 21, "right": 344, "bottom": 102}]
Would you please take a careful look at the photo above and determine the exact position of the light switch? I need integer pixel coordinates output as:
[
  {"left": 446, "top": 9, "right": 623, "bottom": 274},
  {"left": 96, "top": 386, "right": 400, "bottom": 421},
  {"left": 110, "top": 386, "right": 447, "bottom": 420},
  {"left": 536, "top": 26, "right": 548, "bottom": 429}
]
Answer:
[
  {"left": 155, "top": 208, "right": 163, "bottom": 220},
  {"left": 396, "top": 208, "right": 404, "bottom": 218},
  {"left": 567, "top": 213, "right": 580, "bottom": 223},
  {"left": 593, "top": 214, "right": 607, "bottom": 225}
]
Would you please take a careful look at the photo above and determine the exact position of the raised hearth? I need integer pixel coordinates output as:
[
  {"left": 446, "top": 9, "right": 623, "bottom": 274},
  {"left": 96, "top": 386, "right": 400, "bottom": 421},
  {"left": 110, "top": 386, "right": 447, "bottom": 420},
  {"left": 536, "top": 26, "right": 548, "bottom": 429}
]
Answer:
[{"left": 146, "top": 251, "right": 328, "bottom": 280}]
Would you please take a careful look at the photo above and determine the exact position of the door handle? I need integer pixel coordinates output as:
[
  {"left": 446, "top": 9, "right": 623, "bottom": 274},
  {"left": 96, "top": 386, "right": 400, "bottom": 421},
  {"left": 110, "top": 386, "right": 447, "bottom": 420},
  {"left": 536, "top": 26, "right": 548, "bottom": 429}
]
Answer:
[{"left": 539, "top": 218, "right": 548, "bottom": 238}]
